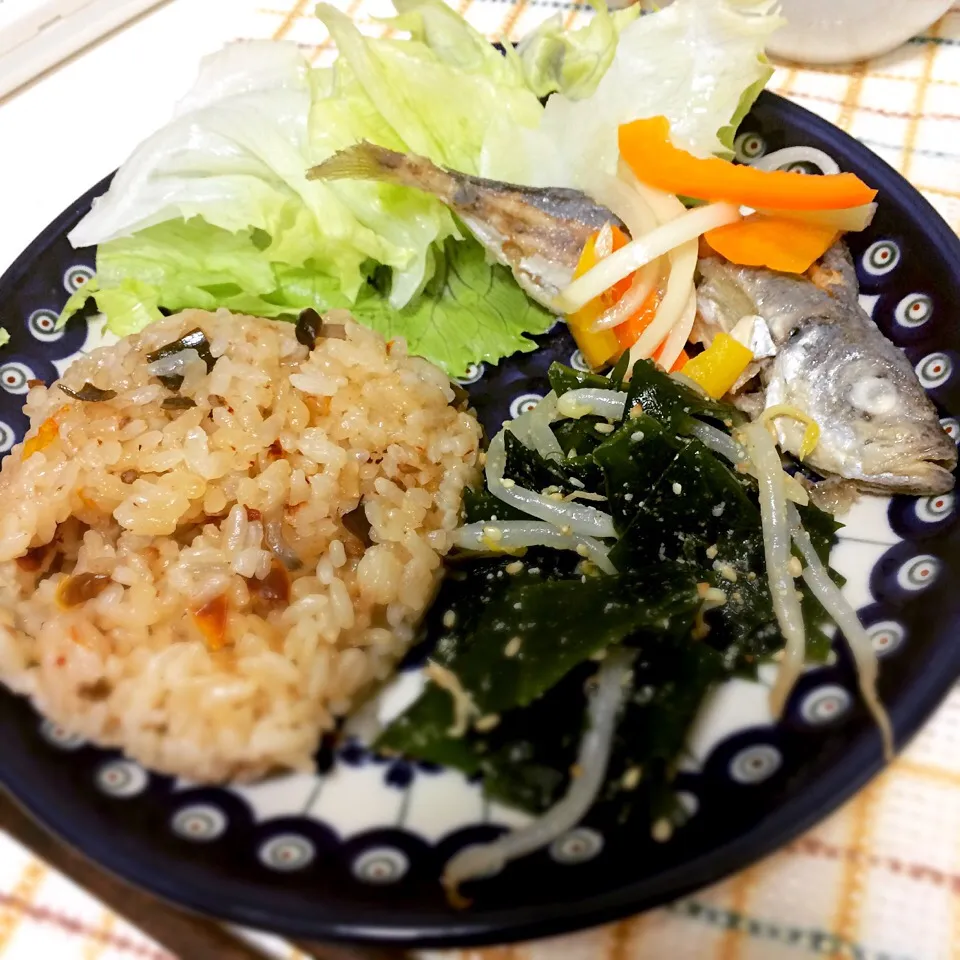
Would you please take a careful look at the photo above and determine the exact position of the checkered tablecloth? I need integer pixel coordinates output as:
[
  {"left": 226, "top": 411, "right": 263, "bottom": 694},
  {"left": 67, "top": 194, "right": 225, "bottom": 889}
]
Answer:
[{"left": 1, "top": 1, "right": 960, "bottom": 958}]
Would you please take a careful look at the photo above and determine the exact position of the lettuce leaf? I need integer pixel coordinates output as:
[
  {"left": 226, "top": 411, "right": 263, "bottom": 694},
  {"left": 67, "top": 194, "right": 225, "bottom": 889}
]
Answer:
[
  {"left": 64, "top": 4, "right": 549, "bottom": 373},
  {"left": 516, "top": 0, "right": 640, "bottom": 101},
  {"left": 66, "top": 231, "right": 551, "bottom": 377},
  {"left": 315, "top": 3, "right": 540, "bottom": 176},
  {"left": 349, "top": 238, "right": 556, "bottom": 375},
  {"left": 482, "top": 0, "right": 782, "bottom": 189},
  {"left": 63, "top": 0, "right": 779, "bottom": 377}
]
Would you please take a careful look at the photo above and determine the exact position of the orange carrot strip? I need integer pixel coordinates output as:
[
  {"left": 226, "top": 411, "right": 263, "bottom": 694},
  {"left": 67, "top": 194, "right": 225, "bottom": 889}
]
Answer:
[
  {"left": 618, "top": 116, "right": 876, "bottom": 211},
  {"left": 614, "top": 287, "right": 661, "bottom": 351},
  {"left": 704, "top": 214, "right": 839, "bottom": 274}
]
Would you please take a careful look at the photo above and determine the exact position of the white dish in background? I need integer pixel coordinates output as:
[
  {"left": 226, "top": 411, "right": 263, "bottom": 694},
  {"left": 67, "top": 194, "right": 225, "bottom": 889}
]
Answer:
[
  {"left": 767, "top": 0, "right": 953, "bottom": 65},
  {"left": 0, "top": 0, "right": 167, "bottom": 100}
]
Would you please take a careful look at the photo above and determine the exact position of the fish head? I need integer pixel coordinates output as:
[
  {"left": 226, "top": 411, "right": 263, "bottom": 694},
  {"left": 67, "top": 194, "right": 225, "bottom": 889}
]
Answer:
[{"left": 767, "top": 319, "right": 958, "bottom": 495}]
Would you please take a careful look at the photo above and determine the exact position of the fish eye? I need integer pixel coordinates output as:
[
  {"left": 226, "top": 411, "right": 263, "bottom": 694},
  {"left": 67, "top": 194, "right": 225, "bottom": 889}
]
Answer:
[{"left": 849, "top": 375, "right": 898, "bottom": 416}]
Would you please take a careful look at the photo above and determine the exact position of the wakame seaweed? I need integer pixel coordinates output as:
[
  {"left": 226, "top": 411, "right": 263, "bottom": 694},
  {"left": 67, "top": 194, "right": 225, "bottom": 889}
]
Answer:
[{"left": 378, "top": 359, "right": 841, "bottom": 823}]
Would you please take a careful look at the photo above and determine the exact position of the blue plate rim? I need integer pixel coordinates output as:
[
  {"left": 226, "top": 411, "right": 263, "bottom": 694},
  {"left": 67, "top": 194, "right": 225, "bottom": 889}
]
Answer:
[{"left": 1, "top": 90, "right": 959, "bottom": 948}]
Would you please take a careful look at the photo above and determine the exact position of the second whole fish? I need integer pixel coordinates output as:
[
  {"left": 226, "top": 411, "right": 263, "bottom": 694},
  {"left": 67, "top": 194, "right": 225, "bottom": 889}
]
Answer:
[
  {"left": 307, "top": 141, "right": 620, "bottom": 307},
  {"left": 695, "top": 243, "right": 957, "bottom": 496}
]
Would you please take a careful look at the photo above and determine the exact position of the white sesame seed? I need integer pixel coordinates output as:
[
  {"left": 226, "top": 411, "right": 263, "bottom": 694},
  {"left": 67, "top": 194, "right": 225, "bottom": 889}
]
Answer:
[
  {"left": 576, "top": 544, "right": 590, "bottom": 557},
  {"left": 631, "top": 431, "right": 645, "bottom": 442},
  {"left": 505, "top": 560, "right": 524, "bottom": 575},
  {"left": 500, "top": 478, "right": 515, "bottom": 488},
  {"left": 474, "top": 714, "right": 500, "bottom": 732},
  {"left": 482, "top": 525, "right": 503, "bottom": 542},
  {"left": 442, "top": 610, "right": 457, "bottom": 629},
  {"left": 787, "top": 556, "right": 803, "bottom": 577},
  {"left": 652, "top": 818, "right": 673, "bottom": 843},
  {"left": 672, "top": 482, "right": 683, "bottom": 495},
  {"left": 504, "top": 636, "right": 522, "bottom": 657},
  {"left": 595, "top": 422, "right": 615, "bottom": 434},
  {"left": 713, "top": 560, "right": 738, "bottom": 582},
  {"left": 621, "top": 766, "right": 642, "bottom": 790},
  {"left": 705, "top": 544, "right": 718, "bottom": 560}
]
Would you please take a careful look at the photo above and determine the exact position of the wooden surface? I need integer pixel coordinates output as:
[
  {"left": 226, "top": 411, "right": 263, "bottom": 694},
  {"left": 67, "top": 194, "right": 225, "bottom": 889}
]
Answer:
[{"left": 0, "top": 789, "right": 411, "bottom": 960}]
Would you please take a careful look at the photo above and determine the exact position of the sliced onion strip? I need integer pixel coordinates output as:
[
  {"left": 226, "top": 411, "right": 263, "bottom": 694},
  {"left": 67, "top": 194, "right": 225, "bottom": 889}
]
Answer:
[
  {"left": 589, "top": 262, "right": 660, "bottom": 332},
  {"left": 751, "top": 146, "right": 841, "bottom": 175},
  {"left": 741, "top": 420, "right": 806, "bottom": 717},
  {"left": 455, "top": 521, "right": 615, "bottom": 574},
  {"left": 557, "top": 202, "right": 741, "bottom": 314},
  {"left": 589, "top": 172, "right": 659, "bottom": 238},
  {"left": 443, "top": 649, "right": 633, "bottom": 894},
  {"left": 657, "top": 289, "right": 697, "bottom": 372},
  {"left": 755, "top": 203, "right": 876, "bottom": 232},
  {"left": 788, "top": 504, "right": 893, "bottom": 760}
]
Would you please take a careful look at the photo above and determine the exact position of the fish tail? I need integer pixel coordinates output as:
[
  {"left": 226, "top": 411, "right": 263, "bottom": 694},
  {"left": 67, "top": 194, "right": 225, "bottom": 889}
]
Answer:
[{"left": 307, "top": 141, "right": 438, "bottom": 193}]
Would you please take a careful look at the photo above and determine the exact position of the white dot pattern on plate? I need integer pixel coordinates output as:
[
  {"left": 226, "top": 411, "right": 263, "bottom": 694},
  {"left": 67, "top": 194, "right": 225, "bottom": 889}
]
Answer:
[
  {"left": 27, "top": 308, "right": 64, "bottom": 342},
  {"left": 453, "top": 362, "right": 485, "bottom": 385},
  {"left": 0, "top": 421, "right": 17, "bottom": 455},
  {"left": 549, "top": 827, "right": 604, "bottom": 864},
  {"left": 729, "top": 744, "right": 782, "bottom": 785},
  {"left": 862, "top": 240, "right": 901, "bottom": 276},
  {"left": 869, "top": 620, "right": 906, "bottom": 657},
  {"left": 63, "top": 264, "right": 94, "bottom": 293},
  {"left": 0, "top": 361, "right": 36, "bottom": 395},
  {"left": 258, "top": 834, "right": 315, "bottom": 872},
  {"left": 351, "top": 847, "right": 410, "bottom": 884},
  {"left": 915, "top": 492, "right": 954, "bottom": 523},
  {"left": 915, "top": 352, "right": 952, "bottom": 389},
  {"left": 894, "top": 293, "right": 933, "bottom": 329},
  {"left": 39, "top": 718, "right": 86, "bottom": 750},
  {"left": 509, "top": 393, "right": 542, "bottom": 418},
  {"left": 95, "top": 760, "right": 148, "bottom": 798},
  {"left": 569, "top": 350, "right": 591, "bottom": 373},
  {"left": 734, "top": 132, "right": 766, "bottom": 162},
  {"left": 171, "top": 804, "right": 228, "bottom": 842},
  {"left": 896, "top": 554, "right": 940, "bottom": 591},
  {"left": 939, "top": 416, "right": 959, "bottom": 441},
  {"left": 800, "top": 685, "right": 852, "bottom": 726}
]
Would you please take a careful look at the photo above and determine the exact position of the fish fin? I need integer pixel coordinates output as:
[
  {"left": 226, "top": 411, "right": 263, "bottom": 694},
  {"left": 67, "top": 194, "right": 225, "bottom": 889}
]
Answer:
[{"left": 307, "top": 141, "right": 416, "bottom": 187}]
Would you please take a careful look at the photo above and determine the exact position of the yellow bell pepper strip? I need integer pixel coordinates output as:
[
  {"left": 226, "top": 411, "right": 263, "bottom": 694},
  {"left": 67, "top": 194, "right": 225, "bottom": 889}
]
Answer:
[
  {"left": 680, "top": 333, "right": 754, "bottom": 399},
  {"left": 618, "top": 116, "right": 877, "bottom": 211},
  {"left": 704, "top": 213, "right": 840, "bottom": 274},
  {"left": 568, "top": 226, "right": 631, "bottom": 368}
]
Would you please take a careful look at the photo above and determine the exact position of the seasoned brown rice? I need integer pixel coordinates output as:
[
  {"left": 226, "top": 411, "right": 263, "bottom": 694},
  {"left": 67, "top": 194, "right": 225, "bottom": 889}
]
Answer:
[{"left": 0, "top": 309, "right": 481, "bottom": 782}]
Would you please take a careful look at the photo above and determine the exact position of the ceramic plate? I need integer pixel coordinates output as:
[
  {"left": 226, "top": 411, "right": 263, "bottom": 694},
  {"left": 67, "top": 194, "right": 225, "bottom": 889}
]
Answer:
[{"left": 1, "top": 92, "right": 959, "bottom": 948}]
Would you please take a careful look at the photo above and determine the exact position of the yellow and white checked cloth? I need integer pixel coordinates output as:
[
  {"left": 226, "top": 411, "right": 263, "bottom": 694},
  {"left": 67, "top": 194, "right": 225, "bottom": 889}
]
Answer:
[{"left": 1, "top": 1, "right": 960, "bottom": 958}]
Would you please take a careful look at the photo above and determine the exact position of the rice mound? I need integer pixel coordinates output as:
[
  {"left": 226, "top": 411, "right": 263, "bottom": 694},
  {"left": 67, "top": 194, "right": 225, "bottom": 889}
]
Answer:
[{"left": 0, "top": 310, "right": 481, "bottom": 781}]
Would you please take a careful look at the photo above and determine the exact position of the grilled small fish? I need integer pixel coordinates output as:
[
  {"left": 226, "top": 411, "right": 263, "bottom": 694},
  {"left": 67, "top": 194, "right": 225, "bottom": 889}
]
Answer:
[
  {"left": 307, "top": 142, "right": 620, "bottom": 307},
  {"left": 696, "top": 243, "right": 957, "bottom": 496}
]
